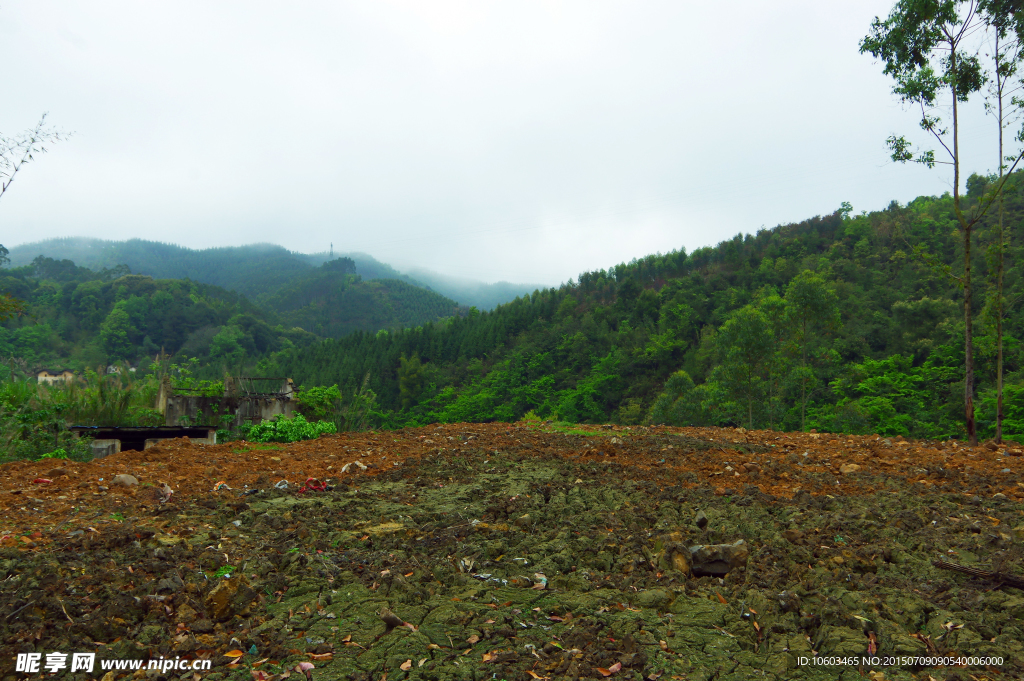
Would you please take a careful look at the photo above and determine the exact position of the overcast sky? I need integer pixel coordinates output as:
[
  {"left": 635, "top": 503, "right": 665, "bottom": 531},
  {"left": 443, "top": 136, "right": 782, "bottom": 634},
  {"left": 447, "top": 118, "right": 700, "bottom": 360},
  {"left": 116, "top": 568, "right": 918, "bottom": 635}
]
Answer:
[{"left": 0, "top": 1, "right": 1008, "bottom": 285}]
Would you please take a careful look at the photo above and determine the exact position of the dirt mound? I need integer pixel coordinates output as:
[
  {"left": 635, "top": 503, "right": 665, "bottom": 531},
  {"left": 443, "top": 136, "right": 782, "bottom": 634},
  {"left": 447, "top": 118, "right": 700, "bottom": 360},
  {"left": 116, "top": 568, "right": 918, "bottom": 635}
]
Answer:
[{"left": 1, "top": 424, "right": 1022, "bottom": 680}]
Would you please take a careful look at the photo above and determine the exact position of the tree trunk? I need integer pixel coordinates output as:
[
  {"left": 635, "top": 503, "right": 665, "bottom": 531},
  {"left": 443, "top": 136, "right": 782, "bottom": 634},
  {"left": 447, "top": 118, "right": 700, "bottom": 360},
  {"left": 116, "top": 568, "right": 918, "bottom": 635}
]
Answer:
[
  {"left": 801, "top": 318, "right": 807, "bottom": 431},
  {"left": 948, "top": 47, "right": 978, "bottom": 446},
  {"left": 995, "top": 31, "right": 1006, "bottom": 444}
]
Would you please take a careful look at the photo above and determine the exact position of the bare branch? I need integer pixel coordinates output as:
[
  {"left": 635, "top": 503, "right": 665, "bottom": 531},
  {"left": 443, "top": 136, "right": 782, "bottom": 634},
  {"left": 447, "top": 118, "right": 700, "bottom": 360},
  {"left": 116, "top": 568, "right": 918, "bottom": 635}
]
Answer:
[{"left": 0, "top": 113, "right": 68, "bottom": 203}]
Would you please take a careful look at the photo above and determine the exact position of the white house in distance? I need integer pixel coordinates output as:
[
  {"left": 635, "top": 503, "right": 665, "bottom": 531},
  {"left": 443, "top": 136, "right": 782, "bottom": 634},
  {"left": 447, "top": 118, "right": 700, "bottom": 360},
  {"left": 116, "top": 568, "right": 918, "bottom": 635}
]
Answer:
[{"left": 36, "top": 369, "right": 74, "bottom": 385}]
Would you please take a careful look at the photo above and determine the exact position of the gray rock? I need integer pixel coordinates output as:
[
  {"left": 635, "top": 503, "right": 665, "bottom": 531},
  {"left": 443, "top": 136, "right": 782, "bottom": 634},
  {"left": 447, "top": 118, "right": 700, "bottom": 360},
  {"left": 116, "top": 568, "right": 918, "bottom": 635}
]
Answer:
[
  {"left": 111, "top": 474, "right": 139, "bottom": 487},
  {"left": 689, "top": 539, "right": 749, "bottom": 577},
  {"left": 695, "top": 510, "right": 708, "bottom": 529},
  {"left": 776, "top": 590, "right": 801, "bottom": 613}
]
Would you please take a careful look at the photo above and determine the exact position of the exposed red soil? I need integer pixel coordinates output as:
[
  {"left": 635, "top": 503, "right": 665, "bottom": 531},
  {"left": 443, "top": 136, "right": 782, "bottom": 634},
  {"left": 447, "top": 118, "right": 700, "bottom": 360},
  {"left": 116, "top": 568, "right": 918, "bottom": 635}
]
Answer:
[{"left": 2, "top": 424, "right": 1021, "bottom": 549}]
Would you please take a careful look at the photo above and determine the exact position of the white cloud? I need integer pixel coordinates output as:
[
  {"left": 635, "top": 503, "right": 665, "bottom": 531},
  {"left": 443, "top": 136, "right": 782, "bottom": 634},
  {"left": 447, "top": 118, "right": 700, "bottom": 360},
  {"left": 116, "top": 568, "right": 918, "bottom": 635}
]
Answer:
[{"left": 0, "top": 1, "right": 1002, "bottom": 284}]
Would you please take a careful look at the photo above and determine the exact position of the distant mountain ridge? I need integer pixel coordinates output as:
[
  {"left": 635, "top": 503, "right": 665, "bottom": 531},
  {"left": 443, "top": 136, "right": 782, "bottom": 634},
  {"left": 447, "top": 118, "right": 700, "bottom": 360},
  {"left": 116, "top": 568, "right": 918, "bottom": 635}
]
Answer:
[{"left": 7, "top": 238, "right": 543, "bottom": 310}]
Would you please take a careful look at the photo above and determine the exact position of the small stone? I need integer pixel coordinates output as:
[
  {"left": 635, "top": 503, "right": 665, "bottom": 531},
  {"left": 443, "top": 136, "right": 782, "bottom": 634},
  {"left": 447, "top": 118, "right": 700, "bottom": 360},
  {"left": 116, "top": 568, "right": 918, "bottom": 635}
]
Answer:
[
  {"left": 713, "top": 487, "right": 727, "bottom": 496},
  {"left": 111, "top": 474, "right": 139, "bottom": 487},
  {"left": 776, "top": 590, "right": 801, "bottom": 613},
  {"left": 695, "top": 510, "right": 708, "bottom": 529},
  {"left": 993, "top": 493, "right": 1007, "bottom": 499},
  {"left": 782, "top": 529, "right": 804, "bottom": 544},
  {"left": 670, "top": 550, "right": 690, "bottom": 575},
  {"left": 742, "top": 462, "right": 760, "bottom": 473},
  {"left": 514, "top": 514, "right": 531, "bottom": 528},
  {"left": 203, "top": 574, "right": 256, "bottom": 621},
  {"left": 1001, "top": 468, "right": 1012, "bottom": 474},
  {"left": 271, "top": 457, "right": 282, "bottom": 463},
  {"left": 839, "top": 463, "right": 861, "bottom": 474},
  {"left": 47, "top": 468, "right": 68, "bottom": 478},
  {"left": 176, "top": 603, "right": 198, "bottom": 623},
  {"left": 609, "top": 437, "right": 624, "bottom": 445},
  {"left": 689, "top": 539, "right": 749, "bottom": 577}
]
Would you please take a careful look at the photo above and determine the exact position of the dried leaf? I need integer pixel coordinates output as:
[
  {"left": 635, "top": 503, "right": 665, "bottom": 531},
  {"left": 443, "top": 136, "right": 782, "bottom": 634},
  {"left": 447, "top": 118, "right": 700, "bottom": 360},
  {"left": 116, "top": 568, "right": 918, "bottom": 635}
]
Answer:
[
  {"left": 482, "top": 652, "right": 495, "bottom": 663},
  {"left": 525, "top": 671, "right": 549, "bottom": 680},
  {"left": 658, "top": 640, "right": 669, "bottom": 652},
  {"left": 224, "top": 650, "right": 245, "bottom": 658},
  {"left": 608, "top": 662, "right": 622, "bottom": 673},
  {"left": 400, "top": 660, "right": 412, "bottom": 671},
  {"left": 307, "top": 653, "right": 333, "bottom": 661},
  {"left": 715, "top": 592, "right": 728, "bottom": 605},
  {"left": 467, "top": 635, "right": 480, "bottom": 645},
  {"left": 403, "top": 622, "right": 418, "bottom": 632},
  {"left": 597, "top": 668, "right": 613, "bottom": 677},
  {"left": 418, "top": 658, "right": 427, "bottom": 667}
]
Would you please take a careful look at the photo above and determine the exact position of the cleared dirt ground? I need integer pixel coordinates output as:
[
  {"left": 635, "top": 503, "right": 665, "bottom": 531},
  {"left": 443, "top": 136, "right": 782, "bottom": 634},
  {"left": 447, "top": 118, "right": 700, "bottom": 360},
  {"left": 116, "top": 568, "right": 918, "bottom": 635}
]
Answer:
[{"left": 1, "top": 423, "right": 1023, "bottom": 681}]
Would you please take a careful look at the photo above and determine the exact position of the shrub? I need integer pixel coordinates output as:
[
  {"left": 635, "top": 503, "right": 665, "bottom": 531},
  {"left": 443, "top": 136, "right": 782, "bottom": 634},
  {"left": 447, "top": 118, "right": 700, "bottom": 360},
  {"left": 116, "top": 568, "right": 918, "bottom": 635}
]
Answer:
[{"left": 239, "top": 413, "right": 336, "bottom": 443}]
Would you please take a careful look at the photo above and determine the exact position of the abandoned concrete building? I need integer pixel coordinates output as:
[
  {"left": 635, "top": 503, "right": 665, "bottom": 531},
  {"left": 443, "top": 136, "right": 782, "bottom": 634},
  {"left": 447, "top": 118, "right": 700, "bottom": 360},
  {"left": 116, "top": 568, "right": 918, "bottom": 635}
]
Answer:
[
  {"left": 72, "top": 426, "right": 218, "bottom": 458},
  {"left": 158, "top": 376, "right": 296, "bottom": 429},
  {"left": 73, "top": 376, "right": 296, "bottom": 458}
]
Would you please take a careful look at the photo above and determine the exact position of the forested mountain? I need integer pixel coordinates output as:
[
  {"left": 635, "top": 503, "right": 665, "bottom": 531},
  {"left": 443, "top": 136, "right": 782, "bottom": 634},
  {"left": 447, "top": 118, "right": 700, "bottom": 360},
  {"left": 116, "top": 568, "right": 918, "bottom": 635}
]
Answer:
[
  {"left": 0, "top": 256, "right": 315, "bottom": 372},
  {"left": 7, "top": 238, "right": 539, "bottom": 310},
  {"left": 0, "top": 255, "right": 462, "bottom": 373},
  {"left": 271, "top": 172, "right": 1024, "bottom": 440},
  {"left": 258, "top": 258, "right": 464, "bottom": 338}
]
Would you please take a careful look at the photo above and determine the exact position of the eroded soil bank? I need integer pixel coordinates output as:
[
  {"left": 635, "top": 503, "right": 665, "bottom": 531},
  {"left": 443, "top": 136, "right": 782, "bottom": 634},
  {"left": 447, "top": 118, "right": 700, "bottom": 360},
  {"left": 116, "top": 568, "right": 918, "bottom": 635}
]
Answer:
[{"left": 1, "top": 423, "right": 1022, "bottom": 681}]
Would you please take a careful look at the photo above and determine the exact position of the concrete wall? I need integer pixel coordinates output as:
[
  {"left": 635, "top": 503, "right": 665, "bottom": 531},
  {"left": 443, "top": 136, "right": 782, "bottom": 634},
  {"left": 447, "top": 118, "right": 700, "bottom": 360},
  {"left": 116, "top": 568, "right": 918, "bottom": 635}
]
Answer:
[
  {"left": 163, "top": 394, "right": 295, "bottom": 428},
  {"left": 91, "top": 439, "right": 120, "bottom": 459}
]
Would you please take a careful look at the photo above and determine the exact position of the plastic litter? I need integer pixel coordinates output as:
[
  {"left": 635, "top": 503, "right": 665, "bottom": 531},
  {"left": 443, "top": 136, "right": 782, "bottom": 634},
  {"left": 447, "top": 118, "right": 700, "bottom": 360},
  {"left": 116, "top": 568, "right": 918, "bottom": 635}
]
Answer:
[
  {"left": 213, "top": 481, "right": 231, "bottom": 491},
  {"left": 32, "top": 478, "right": 52, "bottom": 485},
  {"left": 248, "top": 644, "right": 258, "bottom": 655},
  {"left": 274, "top": 480, "right": 290, "bottom": 490},
  {"left": 158, "top": 483, "right": 173, "bottom": 504},
  {"left": 298, "top": 477, "right": 326, "bottom": 494}
]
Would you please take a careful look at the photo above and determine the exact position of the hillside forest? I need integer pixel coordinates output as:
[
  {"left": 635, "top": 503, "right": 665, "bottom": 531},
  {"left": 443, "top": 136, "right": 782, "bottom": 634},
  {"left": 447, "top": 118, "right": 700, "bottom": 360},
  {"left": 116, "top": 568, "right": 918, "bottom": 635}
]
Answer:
[
  {"left": 267, "top": 172, "right": 1024, "bottom": 442},
  {"left": 5, "top": 171, "right": 1024, "bottom": 450}
]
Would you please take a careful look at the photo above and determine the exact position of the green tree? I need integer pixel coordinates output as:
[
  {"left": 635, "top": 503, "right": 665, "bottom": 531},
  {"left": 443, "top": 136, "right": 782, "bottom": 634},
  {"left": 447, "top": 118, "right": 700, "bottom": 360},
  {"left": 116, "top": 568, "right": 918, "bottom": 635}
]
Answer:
[
  {"left": 99, "top": 307, "right": 133, "bottom": 360},
  {"left": 716, "top": 305, "right": 773, "bottom": 429},
  {"left": 755, "top": 289, "right": 790, "bottom": 431},
  {"left": 861, "top": 0, "right": 1024, "bottom": 444},
  {"left": 981, "top": 0, "right": 1024, "bottom": 442},
  {"left": 210, "top": 325, "right": 247, "bottom": 367},
  {"left": 785, "top": 271, "right": 840, "bottom": 430},
  {"left": 649, "top": 370, "right": 701, "bottom": 426},
  {"left": 398, "top": 353, "right": 425, "bottom": 410}
]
